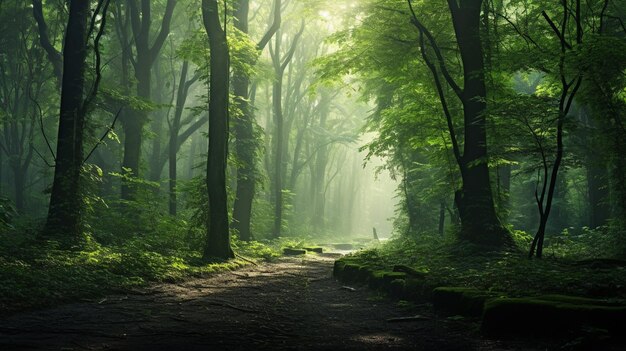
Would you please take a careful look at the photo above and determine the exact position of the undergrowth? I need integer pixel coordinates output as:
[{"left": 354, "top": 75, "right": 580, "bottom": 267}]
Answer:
[
  {"left": 0, "top": 215, "right": 283, "bottom": 316},
  {"left": 346, "top": 228, "right": 626, "bottom": 299}
]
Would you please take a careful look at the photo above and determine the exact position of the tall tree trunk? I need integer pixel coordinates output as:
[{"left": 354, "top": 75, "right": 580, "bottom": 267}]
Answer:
[
  {"left": 448, "top": 0, "right": 508, "bottom": 245},
  {"left": 41, "top": 0, "right": 91, "bottom": 243},
  {"left": 167, "top": 61, "right": 196, "bottom": 216},
  {"left": 270, "top": 22, "right": 304, "bottom": 238},
  {"left": 202, "top": 0, "right": 234, "bottom": 260},
  {"left": 231, "top": 0, "right": 256, "bottom": 241},
  {"left": 122, "top": 0, "right": 176, "bottom": 200},
  {"left": 231, "top": 0, "right": 280, "bottom": 241},
  {"left": 272, "top": 69, "right": 284, "bottom": 238},
  {"left": 312, "top": 91, "right": 330, "bottom": 229}
]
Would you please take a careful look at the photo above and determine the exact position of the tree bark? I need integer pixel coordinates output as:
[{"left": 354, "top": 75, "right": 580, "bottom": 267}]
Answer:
[
  {"left": 202, "top": 0, "right": 234, "bottom": 260},
  {"left": 232, "top": 0, "right": 256, "bottom": 241}
]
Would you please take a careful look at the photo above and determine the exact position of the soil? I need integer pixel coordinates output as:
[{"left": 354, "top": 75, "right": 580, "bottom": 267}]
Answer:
[{"left": 0, "top": 255, "right": 549, "bottom": 350}]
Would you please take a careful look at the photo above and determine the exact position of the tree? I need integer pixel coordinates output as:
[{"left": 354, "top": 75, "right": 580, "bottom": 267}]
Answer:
[
  {"left": 202, "top": 0, "right": 234, "bottom": 260},
  {"left": 122, "top": 0, "right": 176, "bottom": 200},
  {"left": 0, "top": 1, "right": 46, "bottom": 212},
  {"left": 42, "top": 0, "right": 111, "bottom": 244},
  {"left": 167, "top": 61, "right": 200, "bottom": 216},
  {"left": 231, "top": 0, "right": 281, "bottom": 241},
  {"left": 269, "top": 20, "right": 304, "bottom": 238},
  {"left": 408, "top": 0, "right": 510, "bottom": 246}
]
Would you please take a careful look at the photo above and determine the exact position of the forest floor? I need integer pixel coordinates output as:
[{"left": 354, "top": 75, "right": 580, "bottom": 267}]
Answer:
[{"left": 0, "top": 254, "right": 554, "bottom": 350}]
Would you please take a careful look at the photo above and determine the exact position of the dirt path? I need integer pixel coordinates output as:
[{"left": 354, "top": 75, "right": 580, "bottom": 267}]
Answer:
[{"left": 0, "top": 256, "right": 538, "bottom": 350}]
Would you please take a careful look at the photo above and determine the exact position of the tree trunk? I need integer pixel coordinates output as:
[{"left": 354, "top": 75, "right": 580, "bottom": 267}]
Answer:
[
  {"left": 41, "top": 0, "right": 90, "bottom": 244},
  {"left": 448, "top": 0, "right": 509, "bottom": 246},
  {"left": 272, "top": 72, "right": 284, "bottom": 238},
  {"left": 122, "top": 0, "right": 176, "bottom": 201},
  {"left": 312, "top": 91, "right": 330, "bottom": 229},
  {"left": 438, "top": 201, "right": 446, "bottom": 236},
  {"left": 202, "top": 0, "right": 234, "bottom": 260},
  {"left": 231, "top": 0, "right": 255, "bottom": 241}
]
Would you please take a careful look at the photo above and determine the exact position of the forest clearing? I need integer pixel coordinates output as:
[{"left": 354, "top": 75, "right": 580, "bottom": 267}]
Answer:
[{"left": 1, "top": 0, "right": 625, "bottom": 349}]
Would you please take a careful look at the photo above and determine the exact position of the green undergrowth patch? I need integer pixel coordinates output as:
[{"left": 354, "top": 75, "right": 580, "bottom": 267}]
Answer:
[
  {"left": 341, "top": 234, "right": 626, "bottom": 299},
  {"left": 0, "top": 232, "right": 281, "bottom": 316}
]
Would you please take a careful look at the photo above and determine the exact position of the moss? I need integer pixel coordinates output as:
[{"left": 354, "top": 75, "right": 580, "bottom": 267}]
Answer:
[
  {"left": 303, "top": 247, "right": 324, "bottom": 254},
  {"left": 432, "top": 287, "right": 503, "bottom": 317},
  {"left": 382, "top": 272, "right": 407, "bottom": 284},
  {"left": 482, "top": 297, "right": 626, "bottom": 336}
]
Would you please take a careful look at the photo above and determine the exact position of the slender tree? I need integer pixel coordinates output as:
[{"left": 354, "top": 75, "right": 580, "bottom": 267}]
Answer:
[
  {"left": 231, "top": 0, "right": 281, "bottom": 241},
  {"left": 121, "top": 0, "right": 176, "bottom": 200},
  {"left": 269, "top": 21, "right": 304, "bottom": 238}
]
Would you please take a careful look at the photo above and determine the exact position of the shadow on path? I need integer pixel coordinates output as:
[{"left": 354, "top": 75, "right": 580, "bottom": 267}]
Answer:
[{"left": 0, "top": 256, "right": 537, "bottom": 350}]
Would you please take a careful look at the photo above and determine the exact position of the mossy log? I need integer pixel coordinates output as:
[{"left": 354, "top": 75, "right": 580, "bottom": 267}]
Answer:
[
  {"left": 283, "top": 248, "right": 306, "bottom": 256},
  {"left": 333, "top": 260, "right": 346, "bottom": 279},
  {"left": 393, "top": 265, "right": 427, "bottom": 278}
]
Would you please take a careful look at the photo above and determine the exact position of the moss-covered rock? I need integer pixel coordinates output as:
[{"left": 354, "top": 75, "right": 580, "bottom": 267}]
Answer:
[
  {"left": 333, "top": 260, "right": 346, "bottom": 279},
  {"left": 382, "top": 272, "right": 407, "bottom": 284},
  {"left": 283, "top": 248, "right": 306, "bottom": 256},
  {"left": 482, "top": 296, "right": 626, "bottom": 336},
  {"left": 432, "top": 287, "right": 503, "bottom": 317}
]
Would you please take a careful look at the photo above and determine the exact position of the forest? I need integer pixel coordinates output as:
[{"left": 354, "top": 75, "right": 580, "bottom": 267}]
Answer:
[{"left": 0, "top": 0, "right": 625, "bottom": 349}]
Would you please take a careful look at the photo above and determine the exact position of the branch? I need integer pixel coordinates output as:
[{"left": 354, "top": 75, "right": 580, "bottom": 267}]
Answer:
[
  {"left": 257, "top": 0, "right": 281, "bottom": 50},
  {"left": 32, "top": 0, "right": 63, "bottom": 84},
  {"left": 280, "top": 20, "right": 305, "bottom": 73},
  {"left": 414, "top": 18, "right": 462, "bottom": 167},
  {"left": 149, "top": 0, "right": 177, "bottom": 63},
  {"left": 83, "top": 108, "right": 122, "bottom": 164},
  {"left": 407, "top": 0, "right": 463, "bottom": 100},
  {"left": 83, "top": 0, "right": 112, "bottom": 114},
  {"left": 542, "top": 10, "right": 573, "bottom": 49},
  {"left": 31, "top": 94, "right": 55, "bottom": 161},
  {"left": 495, "top": 12, "right": 544, "bottom": 51}
]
